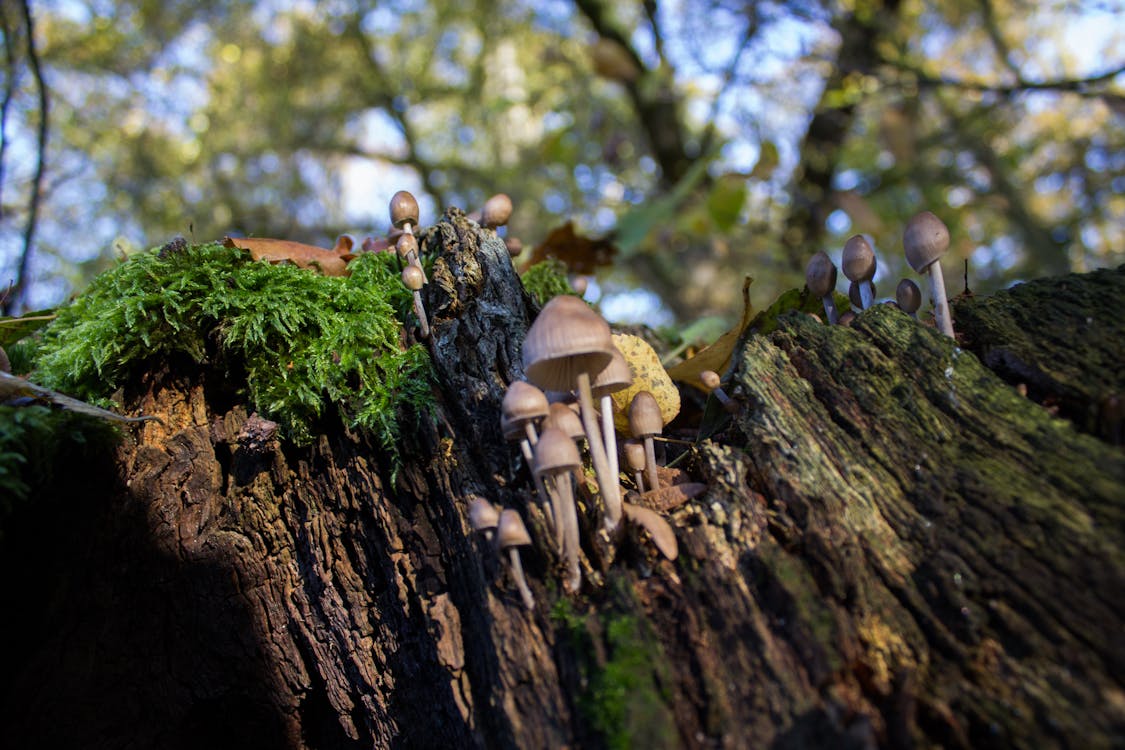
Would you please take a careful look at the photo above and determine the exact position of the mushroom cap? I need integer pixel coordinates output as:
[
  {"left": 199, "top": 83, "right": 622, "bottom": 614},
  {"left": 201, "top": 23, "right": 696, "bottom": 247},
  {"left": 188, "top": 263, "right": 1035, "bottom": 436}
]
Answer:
[
  {"left": 591, "top": 346, "right": 633, "bottom": 398},
  {"left": 468, "top": 497, "right": 500, "bottom": 533},
  {"left": 623, "top": 502, "right": 678, "bottom": 560},
  {"left": 841, "top": 235, "right": 876, "bottom": 282},
  {"left": 389, "top": 190, "right": 420, "bottom": 229},
  {"left": 499, "top": 414, "right": 523, "bottom": 442},
  {"left": 396, "top": 232, "right": 419, "bottom": 261},
  {"left": 522, "top": 295, "right": 614, "bottom": 392},
  {"left": 805, "top": 251, "right": 838, "bottom": 298},
  {"left": 903, "top": 211, "right": 950, "bottom": 272},
  {"left": 402, "top": 264, "right": 425, "bottom": 291},
  {"left": 700, "top": 370, "right": 722, "bottom": 391},
  {"left": 839, "top": 310, "right": 857, "bottom": 326},
  {"left": 502, "top": 380, "right": 549, "bottom": 426},
  {"left": 505, "top": 237, "right": 523, "bottom": 257},
  {"left": 497, "top": 509, "right": 532, "bottom": 548},
  {"left": 533, "top": 427, "right": 582, "bottom": 477},
  {"left": 895, "top": 278, "right": 922, "bottom": 313},
  {"left": 848, "top": 279, "right": 876, "bottom": 309},
  {"left": 480, "top": 193, "right": 513, "bottom": 228},
  {"left": 628, "top": 391, "right": 663, "bottom": 439},
  {"left": 623, "top": 439, "right": 647, "bottom": 472},
  {"left": 542, "top": 402, "right": 585, "bottom": 442}
]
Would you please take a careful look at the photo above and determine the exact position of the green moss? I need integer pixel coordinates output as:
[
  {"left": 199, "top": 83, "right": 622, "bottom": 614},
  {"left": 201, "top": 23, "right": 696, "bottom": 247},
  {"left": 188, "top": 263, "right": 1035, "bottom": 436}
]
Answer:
[
  {"left": 552, "top": 593, "right": 678, "bottom": 749},
  {"left": 520, "top": 259, "right": 578, "bottom": 307},
  {"left": 32, "top": 243, "right": 433, "bottom": 459}
]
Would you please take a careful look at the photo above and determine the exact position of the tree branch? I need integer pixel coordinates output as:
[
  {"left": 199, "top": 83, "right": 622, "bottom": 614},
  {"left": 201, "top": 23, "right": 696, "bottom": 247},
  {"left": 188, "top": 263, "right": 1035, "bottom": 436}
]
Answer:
[
  {"left": 0, "top": 0, "right": 17, "bottom": 223},
  {"left": 897, "top": 58, "right": 1125, "bottom": 97},
  {"left": 5, "top": 0, "right": 48, "bottom": 316}
]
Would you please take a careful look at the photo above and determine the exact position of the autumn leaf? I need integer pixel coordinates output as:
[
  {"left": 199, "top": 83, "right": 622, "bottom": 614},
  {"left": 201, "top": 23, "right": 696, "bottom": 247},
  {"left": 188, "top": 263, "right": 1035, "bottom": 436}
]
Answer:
[
  {"left": 630, "top": 482, "right": 708, "bottom": 512},
  {"left": 610, "top": 333, "right": 681, "bottom": 433},
  {"left": 526, "top": 221, "right": 617, "bottom": 275},
  {"left": 0, "top": 309, "right": 56, "bottom": 347},
  {"left": 224, "top": 237, "right": 352, "bottom": 277},
  {"left": 666, "top": 276, "right": 755, "bottom": 389}
]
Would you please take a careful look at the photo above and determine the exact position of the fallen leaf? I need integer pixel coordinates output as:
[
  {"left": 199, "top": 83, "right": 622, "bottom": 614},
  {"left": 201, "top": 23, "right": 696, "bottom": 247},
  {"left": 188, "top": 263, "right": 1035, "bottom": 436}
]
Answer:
[
  {"left": 610, "top": 333, "right": 681, "bottom": 433},
  {"left": 527, "top": 222, "right": 617, "bottom": 274},
  {"left": 0, "top": 309, "right": 56, "bottom": 347},
  {"left": 666, "top": 276, "right": 754, "bottom": 389},
  {"left": 225, "top": 237, "right": 351, "bottom": 277},
  {"left": 630, "top": 482, "right": 707, "bottom": 512}
]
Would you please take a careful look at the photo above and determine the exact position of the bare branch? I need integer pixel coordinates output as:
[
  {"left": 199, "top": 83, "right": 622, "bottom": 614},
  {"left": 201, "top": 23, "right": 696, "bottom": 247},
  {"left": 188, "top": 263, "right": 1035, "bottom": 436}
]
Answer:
[
  {"left": 895, "top": 58, "right": 1125, "bottom": 97},
  {"left": 0, "top": 1, "right": 17, "bottom": 221}
]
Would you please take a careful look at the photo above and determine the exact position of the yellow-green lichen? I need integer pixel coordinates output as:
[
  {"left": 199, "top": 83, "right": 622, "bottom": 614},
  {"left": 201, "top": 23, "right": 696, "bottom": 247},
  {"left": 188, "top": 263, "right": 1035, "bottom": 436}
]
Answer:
[
  {"left": 32, "top": 243, "right": 433, "bottom": 461},
  {"left": 520, "top": 259, "right": 579, "bottom": 307}
]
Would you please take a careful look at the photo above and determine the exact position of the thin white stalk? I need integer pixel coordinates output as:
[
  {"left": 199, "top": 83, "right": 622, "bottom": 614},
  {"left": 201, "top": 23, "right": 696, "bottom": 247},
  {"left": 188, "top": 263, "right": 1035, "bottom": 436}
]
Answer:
[
  {"left": 413, "top": 292, "right": 430, "bottom": 338},
  {"left": 927, "top": 262, "right": 955, "bottom": 338},
  {"left": 508, "top": 548, "right": 535, "bottom": 610},
  {"left": 600, "top": 394, "right": 620, "bottom": 490},
  {"left": 859, "top": 280, "right": 874, "bottom": 310},
  {"left": 576, "top": 372, "right": 622, "bottom": 529},
  {"left": 643, "top": 436, "right": 659, "bottom": 494},
  {"left": 821, "top": 296, "right": 839, "bottom": 325},
  {"left": 555, "top": 471, "right": 581, "bottom": 593}
]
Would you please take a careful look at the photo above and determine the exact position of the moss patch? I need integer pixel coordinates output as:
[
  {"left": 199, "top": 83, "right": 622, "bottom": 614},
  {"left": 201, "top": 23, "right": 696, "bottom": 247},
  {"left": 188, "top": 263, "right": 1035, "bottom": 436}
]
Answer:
[
  {"left": 32, "top": 243, "right": 433, "bottom": 457},
  {"left": 520, "top": 259, "right": 578, "bottom": 307}
]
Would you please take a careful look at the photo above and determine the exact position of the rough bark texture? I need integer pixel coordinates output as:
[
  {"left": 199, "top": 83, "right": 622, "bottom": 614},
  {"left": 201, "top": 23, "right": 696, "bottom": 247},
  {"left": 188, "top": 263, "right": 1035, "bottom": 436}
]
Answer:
[{"left": 1, "top": 214, "right": 1122, "bottom": 749}]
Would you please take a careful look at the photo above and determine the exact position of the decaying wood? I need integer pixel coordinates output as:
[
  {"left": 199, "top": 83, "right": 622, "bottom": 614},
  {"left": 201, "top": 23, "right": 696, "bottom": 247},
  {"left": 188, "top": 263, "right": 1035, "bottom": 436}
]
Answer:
[{"left": 1, "top": 213, "right": 1121, "bottom": 749}]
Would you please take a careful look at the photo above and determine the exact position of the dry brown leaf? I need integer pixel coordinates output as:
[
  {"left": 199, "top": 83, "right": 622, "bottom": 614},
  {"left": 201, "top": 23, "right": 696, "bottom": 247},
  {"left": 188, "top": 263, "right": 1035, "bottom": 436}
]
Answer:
[
  {"left": 666, "top": 276, "right": 754, "bottom": 390},
  {"left": 630, "top": 482, "right": 707, "bottom": 512},
  {"left": 225, "top": 236, "right": 352, "bottom": 277},
  {"left": 526, "top": 221, "right": 617, "bottom": 274}
]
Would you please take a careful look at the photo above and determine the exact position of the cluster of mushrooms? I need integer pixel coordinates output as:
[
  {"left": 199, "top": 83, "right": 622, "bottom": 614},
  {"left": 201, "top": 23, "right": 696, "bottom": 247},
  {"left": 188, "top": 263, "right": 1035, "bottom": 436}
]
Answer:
[
  {"left": 388, "top": 190, "right": 522, "bottom": 339},
  {"left": 469, "top": 295, "right": 685, "bottom": 609},
  {"left": 805, "top": 210, "right": 956, "bottom": 338}
]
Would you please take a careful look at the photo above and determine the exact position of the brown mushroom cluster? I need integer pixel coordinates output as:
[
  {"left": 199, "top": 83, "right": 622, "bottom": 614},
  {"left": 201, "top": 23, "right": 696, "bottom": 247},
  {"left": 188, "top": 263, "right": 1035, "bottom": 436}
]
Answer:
[
  {"left": 803, "top": 211, "right": 956, "bottom": 338},
  {"left": 482, "top": 294, "right": 681, "bottom": 607}
]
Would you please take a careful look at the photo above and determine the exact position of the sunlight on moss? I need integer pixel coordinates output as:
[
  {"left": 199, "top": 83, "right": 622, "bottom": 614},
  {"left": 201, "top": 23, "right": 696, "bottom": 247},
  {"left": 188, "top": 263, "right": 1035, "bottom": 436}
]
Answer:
[
  {"left": 520, "top": 259, "right": 577, "bottom": 307},
  {"left": 33, "top": 243, "right": 433, "bottom": 459}
]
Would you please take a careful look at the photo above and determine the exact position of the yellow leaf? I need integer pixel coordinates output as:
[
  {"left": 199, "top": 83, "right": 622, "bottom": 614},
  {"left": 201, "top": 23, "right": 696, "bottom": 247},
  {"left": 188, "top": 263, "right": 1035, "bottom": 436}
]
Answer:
[{"left": 609, "top": 333, "right": 680, "bottom": 433}]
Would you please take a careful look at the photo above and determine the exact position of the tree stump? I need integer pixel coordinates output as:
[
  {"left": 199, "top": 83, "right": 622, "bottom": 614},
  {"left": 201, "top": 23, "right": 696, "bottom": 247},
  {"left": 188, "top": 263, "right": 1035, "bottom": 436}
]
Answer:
[{"left": 1, "top": 213, "right": 1121, "bottom": 750}]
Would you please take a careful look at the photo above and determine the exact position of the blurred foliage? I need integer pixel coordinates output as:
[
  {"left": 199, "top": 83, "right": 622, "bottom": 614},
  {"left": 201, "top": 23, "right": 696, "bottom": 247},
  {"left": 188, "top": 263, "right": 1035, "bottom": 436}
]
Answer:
[{"left": 0, "top": 0, "right": 1122, "bottom": 325}]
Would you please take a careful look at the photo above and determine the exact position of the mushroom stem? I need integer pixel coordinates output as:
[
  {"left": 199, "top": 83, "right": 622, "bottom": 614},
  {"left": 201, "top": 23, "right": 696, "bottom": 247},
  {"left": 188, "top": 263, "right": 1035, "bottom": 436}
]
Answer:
[
  {"left": 554, "top": 471, "right": 582, "bottom": 593},
  {"left": 821, "top": 296, "right": 840, "bottom": 325},
  {"left": 537, "top": 475, "right": 557, "bottom": 543},
  {"left": 412, "top": 291, "right": 430, "bottom": 338},
  {"left": 643, "top": 436, "right": 659, "bottom": 494},
  {"left": 859, "top": 280, "right": 874, "bottom": 310},
  {"left": 507, "top": 547, "right": 535, "bottom": 610},
  {"left": 523, "top": 421, "right": 539, "bottom": 446},
  {"left": 634, "top": 471, "right": 646, "bottom": 493},
  {"left": 927, "top": 261, "right": 955, "bottom": 338},
  {"left": 576, "top": 371, "right": 622, "bottom": 529},
  {"left": 600, "top": 394, "right": 620, "bottom": 487}
]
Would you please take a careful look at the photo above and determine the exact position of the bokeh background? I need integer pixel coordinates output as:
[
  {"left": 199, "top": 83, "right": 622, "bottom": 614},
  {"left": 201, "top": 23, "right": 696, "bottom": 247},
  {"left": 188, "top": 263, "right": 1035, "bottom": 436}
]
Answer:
[{"left": 1, "top": 0, "right": 1122, "bottom": 326}]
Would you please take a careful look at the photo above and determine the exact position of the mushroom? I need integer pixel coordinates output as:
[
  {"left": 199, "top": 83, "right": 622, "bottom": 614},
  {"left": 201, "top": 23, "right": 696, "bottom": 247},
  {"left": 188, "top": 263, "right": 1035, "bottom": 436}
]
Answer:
[
  {"left": 501, "top": 414, "right": 534, "bottom": 464},
  {"left": 502, "top": 381, "right": 549, "bottom": 450},
  {"left": 896, "top": 278, "right": 922, "bottom": 319},
  {"left": 623, "top": 502, "right": 678, "bottom": 560},
  {"left": 505, "top": 237, "right": 523, "bottom": 258},
  {"left": 522, "top": 294, "right": 622, "bottom": 529},
  {"left": 570, "top": 276, "right": 589, "bottom": 297},
  {"left": 848, "top": 279, "right": 877, "bottom": 312},
  {"left": 497, "top": 509, "right": 535, "bottom": 610},
  {"left": 700, "top": 370, "right": 738, "bottom": 414},
  {"left": 542, "top": 402, "right": 586, "bottom": 445},
  {"left": 591, "top": 346, "right": 633, "bottom": 495},
  {"left": 401, "top": 264, "right": 430, "bottom": 338},
  {"left": 396, "top": 232, "right": 428, "bottom": 283},
  {"left": 903, "top": 211, "right": 955, "bottom": 338},
  {"left": 805, "top": 251, "right": 840, "bottom": 324},
  {"left": 534, "top": 427, "right": 583, "bottom": 592},
  {"left": 838, "top": 310, "right": 857, "bottom": 326},
  {"left": 480, "top": 194, "right": 513, "bottom": 229},
  {"left": 623, "top": 439, "right": 647, "bottom": 493},
  {"left": 842, "top": 235, "right": 877, "bottom": 310},
  {"left": 468, "top": 497, "right": 501, "bottom": 542},
  {"left": 389, "top": 190, "right": 420, "bottom": 234},
  {"left": 628, "top": 391, "right": 663, "bottom": 493}
]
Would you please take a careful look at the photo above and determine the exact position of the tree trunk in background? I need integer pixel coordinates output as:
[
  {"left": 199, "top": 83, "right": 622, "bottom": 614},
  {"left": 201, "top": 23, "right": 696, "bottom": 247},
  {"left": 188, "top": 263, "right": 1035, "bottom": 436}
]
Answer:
[
  {"left": 1, "top": 213, "right": 1122, "bottom": 749},
  {"left": 779, "top": 1, "right": 903, "bottom": 273}
]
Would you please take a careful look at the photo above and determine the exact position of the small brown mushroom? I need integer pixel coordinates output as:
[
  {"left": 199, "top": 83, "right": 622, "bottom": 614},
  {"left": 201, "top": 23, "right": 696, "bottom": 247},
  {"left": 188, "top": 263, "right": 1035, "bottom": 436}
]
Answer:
[
  {"left": 480, "top": 194, "right": 513, "bottom": 229},
  {"left": 502, "top": 381, "right": 549, "bottom": 449},
  {"left": 468, "top": 497, "right": 501, "bottom": 542},
  {"left": 628, "top": 391, "right": 663, "bottom": 493},
  {"left": 700, "top": 370, "right": 738, "bottom": 414},
  {"left": 396, "top": 232, "right": 428, "bottom": 283},
  {"left": 623, "top": 439, "right": 647, "bottom": 493},
  {"left": 842, "top": 234, "right": 877, "bottom": 310},
  {"left": 401, "top": 264, "right": 430, "bottom": 338},
  {"left": 534, "top": 427, "right": 583, "bottom": 592},
  {"left": 903, "top": 211, "right": 955, "bottom": 338},
  {"left": 505, "top": 237, "right": 523, "bottom": 258},
  {"left": 838, "top": 310, "right": 857, "bottom": 326},
  {"left": 497, "top": 509, "right": 535, "bottom": 610},
  {"left": 805, "top": 251, "right": 840, "bottom": 324},
  {"left": 896, "top": 278, "right": 922, "bottom": 319},
  {"left": 389, "top": 190, "right": 420, "bottom": 231},
  {"left": 522, "top": 295, "right": 621, "bottom": 529},
  {"left": 542, "top": 401, "right": 586, "bottom": 444}
]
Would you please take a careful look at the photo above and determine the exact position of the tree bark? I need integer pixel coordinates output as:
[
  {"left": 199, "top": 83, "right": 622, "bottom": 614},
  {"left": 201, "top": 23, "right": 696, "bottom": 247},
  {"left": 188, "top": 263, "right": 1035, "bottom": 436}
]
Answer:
[{"left": 1, "top": 214, "right": 1122, "bottom": 749}]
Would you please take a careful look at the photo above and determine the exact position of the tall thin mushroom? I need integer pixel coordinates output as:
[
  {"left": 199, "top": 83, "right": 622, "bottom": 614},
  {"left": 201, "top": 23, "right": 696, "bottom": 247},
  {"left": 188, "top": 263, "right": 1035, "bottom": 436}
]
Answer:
[
  {"left": 805, "top": 251, "right": 839, "bottom": 324},
  {"left": 522, "top": 295, "right": 622, "bottom": 529},
  {"left": 591, "top": 346, "right": 633, "bottom": 495},
  {"left": 497, "top": 509, "right": 535, "bottom": 610},
  {"left": 534, "top": 427, "right": 583, "bottom": 592},
  {"left": 629, "top": 391, "right": 663, "bottom": 493},
  {"left": 903, "top": 211, "right": 955, "bottom": 338}
]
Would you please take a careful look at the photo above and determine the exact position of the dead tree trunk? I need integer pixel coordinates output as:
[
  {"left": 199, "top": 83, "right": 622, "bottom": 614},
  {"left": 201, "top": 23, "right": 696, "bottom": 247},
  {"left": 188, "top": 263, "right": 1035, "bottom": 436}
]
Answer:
[{"left": 1, "top": 212, "right": 1122, "bottom": 749}]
